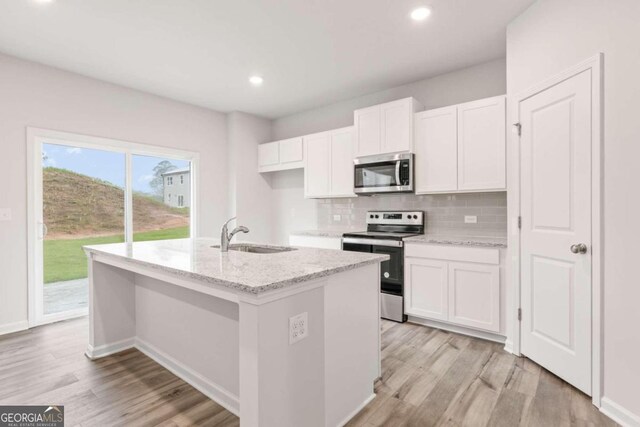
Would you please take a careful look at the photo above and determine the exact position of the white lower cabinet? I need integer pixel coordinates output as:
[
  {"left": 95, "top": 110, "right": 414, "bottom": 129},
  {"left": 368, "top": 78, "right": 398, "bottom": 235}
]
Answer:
[
  {"left": 405, "top": 258, "right": 448, "bottom": 321},
  {"left": 405, "top": 244, "right": 502, "bottom": 334},
  {"left": 447, "top": 262, "right": 500, "bottom": 332}
]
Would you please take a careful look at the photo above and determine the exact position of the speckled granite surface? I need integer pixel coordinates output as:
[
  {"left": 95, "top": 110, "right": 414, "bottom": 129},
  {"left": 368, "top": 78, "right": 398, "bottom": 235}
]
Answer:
[
  {"left": 84, "top": 238, "right": 388, "bottom": 295},
  {"left": 404, "top": 235, "right": 507, "bottom": 248},
  {"left": 290, "top": 229, "right": 363, "bottom": 238}
]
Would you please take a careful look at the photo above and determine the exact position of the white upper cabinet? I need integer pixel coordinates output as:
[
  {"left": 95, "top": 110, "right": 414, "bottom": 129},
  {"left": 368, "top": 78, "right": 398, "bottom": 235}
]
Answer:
[
  {"left": 414, "top": 95, "right": 506, "bottom": 194},
  {"left": 279, "top": 137, "right": 303, "bottom": 165},
  {"left": 304, "top": 132, "right": 331, "bottom": 197},
  {"left": 414, "top": 105, "right": 458, "bottom": 193},
  {"left": 354, "top": 97, "right": 423, "bottom": 157},
  {"left": 354, "top": 105, "right": 381, "bottom": 157},
  {"left": 258, "top": 137, "right": 304, "bottom": 172},
  {"left": 329, "top": 127, "right": 356, "bottom": 197},
  {"left": 304, "top": 127, "right": 355, "bottom": 198},
  {"left": 457, "top": 96, "right": 506, "bottom": 191},
  {"left": 257, "top": 142, "right": 279, "bottom": 168}
]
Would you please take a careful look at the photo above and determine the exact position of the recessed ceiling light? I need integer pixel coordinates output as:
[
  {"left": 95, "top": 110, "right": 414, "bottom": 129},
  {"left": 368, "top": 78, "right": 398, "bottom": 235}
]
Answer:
[
  {"left": 249, "top": 75, "right": 264, "bottom": 86},
  {"left": 410, "top": 7, "right": 431, "bottom": 21}
]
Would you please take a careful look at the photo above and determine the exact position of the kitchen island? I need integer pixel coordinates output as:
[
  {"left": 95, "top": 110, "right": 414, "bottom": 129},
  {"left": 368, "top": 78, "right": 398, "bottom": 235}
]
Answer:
[{"left": 83, "top": 238, "right": 388, "bottom": 427}]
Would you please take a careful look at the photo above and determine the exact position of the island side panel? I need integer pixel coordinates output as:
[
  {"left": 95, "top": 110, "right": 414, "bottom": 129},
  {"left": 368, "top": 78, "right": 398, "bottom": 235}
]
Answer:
[
  {"left": 324, "top": 263, "right": 380, "bottom": 427},
  {"left": 239, "top": 284, "right": 326, "bottom": 427},
  {"left": 134, "top": 274, "right": 240, "bottom": 413},
  {"left": 87, "top": 258, "right": 136, "bottom": 358}
]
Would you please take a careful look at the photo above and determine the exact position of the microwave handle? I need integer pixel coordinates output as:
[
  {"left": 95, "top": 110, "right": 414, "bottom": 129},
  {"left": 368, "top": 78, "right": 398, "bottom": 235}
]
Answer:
[{"left": 395, "top": 161, "right": 401, "bottom": 185}]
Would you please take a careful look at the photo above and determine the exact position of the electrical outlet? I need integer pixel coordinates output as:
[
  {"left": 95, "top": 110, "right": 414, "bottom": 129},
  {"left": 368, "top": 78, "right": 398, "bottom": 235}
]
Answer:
[
  {"left": 0, "top": 208, "right": 11, "bottom": 222},
  {"left": 289, "top": 312, "right": 308, "bottom": 344},
  {"left": 464, "top": 215, "right": 478, "bottom": 224},
  {"left": 333, "top": 214, "right": 341, "bottom": 221}
]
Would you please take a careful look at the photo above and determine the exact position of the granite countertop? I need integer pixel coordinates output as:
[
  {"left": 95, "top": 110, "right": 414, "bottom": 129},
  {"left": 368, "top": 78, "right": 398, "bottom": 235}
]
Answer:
[
  {"left": 404, "top": 235, "right": 508, "bottom": 248},
  {"left": 84, "top": 238, "right": 388, "bottom": 295},
  {"left": 290, "top": 229, "right": 364, "bottom": 238}
]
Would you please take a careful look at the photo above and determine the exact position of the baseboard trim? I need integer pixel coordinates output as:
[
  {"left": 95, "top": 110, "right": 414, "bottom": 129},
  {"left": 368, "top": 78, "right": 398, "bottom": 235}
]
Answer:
[
  {"left": 135, "top": 338, "right": 240, "bottom": 417},
  {"left": 336, "top": 393, "right": 376, "bottom": 427},
  {"left": 0, "top": 320, "right": 29, "bottom": 336},
  {"left": 85, "top": 337, "right": 136, "bottom": 359},
  {"left": 503, "top": 339, "right": 515, "bottom": 354},
  {"left": 601, "top": 397, "right": 640, "bottom": 427},
  {"left": 407, "top": 316, "right": 506, "bottom": 344}
]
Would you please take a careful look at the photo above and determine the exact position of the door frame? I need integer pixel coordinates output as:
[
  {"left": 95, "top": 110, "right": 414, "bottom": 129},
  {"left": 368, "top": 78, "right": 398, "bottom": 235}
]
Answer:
[
  {"left": 507, "top": 53, "right": 604, "bottom": 406},
  {"left": 26, "top": 127, "right": 200, "bottom": 327}
]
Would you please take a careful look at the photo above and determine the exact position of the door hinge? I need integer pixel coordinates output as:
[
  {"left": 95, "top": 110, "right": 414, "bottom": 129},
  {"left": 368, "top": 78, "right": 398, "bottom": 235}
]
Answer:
[
  {"left": 517, "top": 216, "right": 522, "bottom": 229},
  {"left": 517, "top": 308, "right": 522, "bottom": 321},
  {"left": 513, "top": 123, "right": 522, "bottom": 137}
]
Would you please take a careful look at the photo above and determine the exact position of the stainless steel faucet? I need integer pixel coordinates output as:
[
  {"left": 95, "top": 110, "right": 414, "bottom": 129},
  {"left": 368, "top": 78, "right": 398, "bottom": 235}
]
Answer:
[{"left": 220, "top": 217, "right": 249, "bottom": 252}]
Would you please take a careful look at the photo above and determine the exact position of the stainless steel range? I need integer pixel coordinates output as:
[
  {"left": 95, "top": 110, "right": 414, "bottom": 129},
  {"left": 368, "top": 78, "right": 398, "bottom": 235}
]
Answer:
[{"left": 342, "top": 211, "right": 425, "bottom": 322}]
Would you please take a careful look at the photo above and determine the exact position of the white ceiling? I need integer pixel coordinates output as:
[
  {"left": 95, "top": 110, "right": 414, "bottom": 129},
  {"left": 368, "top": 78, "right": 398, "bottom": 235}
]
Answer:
[{"left": 0, "top": 0, "right": 534, "bottom": 118}]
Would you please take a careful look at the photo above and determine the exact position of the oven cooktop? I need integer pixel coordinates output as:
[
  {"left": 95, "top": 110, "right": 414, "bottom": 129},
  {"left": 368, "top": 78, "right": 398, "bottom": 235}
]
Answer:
[{"left": 342, "top": 231, "right": 421, "bottom": 240}]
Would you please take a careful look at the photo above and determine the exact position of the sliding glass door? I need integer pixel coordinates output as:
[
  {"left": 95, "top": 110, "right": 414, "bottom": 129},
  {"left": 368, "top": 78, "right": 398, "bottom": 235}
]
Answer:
[
  {"left": 28, "top": 129, "right": 198, "bottom": 326},
  {"left": 132, "top": 155, "right": 191, "bottom": 242},
  {"left": 42, "top": 143, "right": 126, "bottom": 318}
]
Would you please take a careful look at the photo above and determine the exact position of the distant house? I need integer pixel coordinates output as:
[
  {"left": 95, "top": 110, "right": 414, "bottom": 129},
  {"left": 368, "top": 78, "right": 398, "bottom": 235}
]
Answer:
[{"left": 161, "top": 168, "right": 190, "bottom": 208}]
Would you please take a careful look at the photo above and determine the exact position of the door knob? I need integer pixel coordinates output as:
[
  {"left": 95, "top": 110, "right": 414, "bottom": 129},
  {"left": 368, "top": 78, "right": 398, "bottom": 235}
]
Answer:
[{"left": 570, "top": 243, "right": 588, "bottom": 254}]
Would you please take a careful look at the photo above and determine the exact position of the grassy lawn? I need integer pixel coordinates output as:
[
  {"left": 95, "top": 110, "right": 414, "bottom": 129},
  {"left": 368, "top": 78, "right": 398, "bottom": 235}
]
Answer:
[{"left": 44, "top": 226, "right": 189, "bottom": 284}]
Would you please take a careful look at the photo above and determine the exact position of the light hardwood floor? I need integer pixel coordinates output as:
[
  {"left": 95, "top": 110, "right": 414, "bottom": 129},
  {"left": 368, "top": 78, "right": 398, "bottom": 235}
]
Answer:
[{"left": 0, "top": 317, "right": 615, "bottom": 426}]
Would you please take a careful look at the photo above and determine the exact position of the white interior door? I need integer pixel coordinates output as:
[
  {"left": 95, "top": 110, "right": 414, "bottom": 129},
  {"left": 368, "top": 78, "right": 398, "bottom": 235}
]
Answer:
[{"left": 520, "top": 69, "right": 592, "bottom": 394}]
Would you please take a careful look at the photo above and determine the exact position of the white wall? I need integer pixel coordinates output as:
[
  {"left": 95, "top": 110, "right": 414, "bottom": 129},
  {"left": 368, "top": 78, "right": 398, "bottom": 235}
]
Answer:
[
  {"left": 227, "top": 111, "right": 274, "bottom": 243},
  {"left": 270, "top": 169, "right": 319, "bottom": 245},
  {"left": 270, "top": 59, "right": 508, "bottom": 244},
  {"left": 507, "top": 0, "right": 640, "bottom": 423},
  {"left": 0, "top": 53, "right": 228, "bottom": 333},
  {"left": 272, "top": 58, "right": 506, "bottom": 140}
]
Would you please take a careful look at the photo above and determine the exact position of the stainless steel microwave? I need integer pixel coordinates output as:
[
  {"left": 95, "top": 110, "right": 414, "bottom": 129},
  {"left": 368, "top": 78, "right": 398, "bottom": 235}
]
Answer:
[{"left": 353, "top": 152, "right": 414, "bottom": 195}]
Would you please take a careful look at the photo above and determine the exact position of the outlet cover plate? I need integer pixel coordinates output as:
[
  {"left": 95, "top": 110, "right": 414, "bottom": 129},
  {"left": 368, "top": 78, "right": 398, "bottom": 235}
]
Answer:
[
  {"left": 289, "top": 312, "right": 308, "bottom": 344},
  {"left": 464, "top": 215, "right": 478, "bottom": 224}
]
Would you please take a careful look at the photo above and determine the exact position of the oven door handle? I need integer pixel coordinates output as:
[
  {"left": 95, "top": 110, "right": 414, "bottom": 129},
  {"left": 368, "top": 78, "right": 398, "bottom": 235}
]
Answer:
[{"left": 342, "top": 237, "right": 403, "bottom": 248}]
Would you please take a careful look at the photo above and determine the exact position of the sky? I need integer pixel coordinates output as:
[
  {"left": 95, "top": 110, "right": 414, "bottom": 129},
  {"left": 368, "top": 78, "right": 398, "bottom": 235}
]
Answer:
[{"left": 42, "top": 143, "right": 190, "bottom": 193}]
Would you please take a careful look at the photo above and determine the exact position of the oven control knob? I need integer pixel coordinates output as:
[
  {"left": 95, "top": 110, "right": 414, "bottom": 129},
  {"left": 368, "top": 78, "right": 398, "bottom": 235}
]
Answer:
[
  {"left": 384, "top": 272, "right": 390, "bottom": 279},
  {"left": 413, "top": 215, "right": 418, "bottom": 219},
  {"left": 407, "top": 214, "right": 411, "bottom": 219},
  {"left": 369, "top": 214, "right": 373, "bottom": 219},
  {"left": 375, "top": 215, "right": 379, "bottom": 218}
]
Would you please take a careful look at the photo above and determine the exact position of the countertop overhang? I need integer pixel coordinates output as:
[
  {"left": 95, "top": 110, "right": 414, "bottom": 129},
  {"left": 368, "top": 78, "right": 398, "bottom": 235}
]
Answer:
[{"left": 83, "top": 238, "right": 388, "bottom": 296}]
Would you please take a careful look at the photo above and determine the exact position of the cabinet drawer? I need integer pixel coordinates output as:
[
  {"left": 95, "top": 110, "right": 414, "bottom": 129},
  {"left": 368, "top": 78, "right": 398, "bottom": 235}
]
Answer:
[{"left": 405, "top": 243, "right": 499, "bottom": 265}]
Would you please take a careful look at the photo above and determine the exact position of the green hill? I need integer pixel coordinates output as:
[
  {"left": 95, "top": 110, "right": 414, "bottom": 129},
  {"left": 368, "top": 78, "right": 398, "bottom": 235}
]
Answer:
[{"left": 43, "top": 167, "right": 188, "bottom": 238}]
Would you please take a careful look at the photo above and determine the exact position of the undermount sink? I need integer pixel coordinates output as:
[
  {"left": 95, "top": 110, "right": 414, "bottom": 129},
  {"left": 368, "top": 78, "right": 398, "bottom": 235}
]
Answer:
[{"left": 212, "top": 244, "right": 298, "bottom": 254}]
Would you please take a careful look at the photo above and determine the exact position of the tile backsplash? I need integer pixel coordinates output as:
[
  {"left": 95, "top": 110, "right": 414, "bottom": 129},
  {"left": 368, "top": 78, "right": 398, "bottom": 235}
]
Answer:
[{"left": 316, "top": 192, "right": 507, "bottom": 238}]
